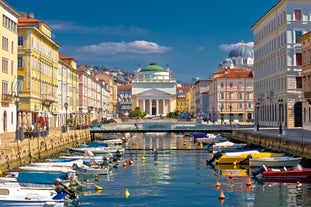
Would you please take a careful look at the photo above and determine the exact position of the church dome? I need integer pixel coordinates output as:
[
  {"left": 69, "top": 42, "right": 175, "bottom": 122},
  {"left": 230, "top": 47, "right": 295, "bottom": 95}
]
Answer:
[
  {"left": 141, "top": 63, "right": 165, "bottom": 72},
  {"left": 228, "top": 44, "right": 254, "bottom": 58}
]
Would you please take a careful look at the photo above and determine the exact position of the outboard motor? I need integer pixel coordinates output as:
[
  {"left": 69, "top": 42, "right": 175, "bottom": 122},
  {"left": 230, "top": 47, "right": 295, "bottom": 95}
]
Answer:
[
  {"left": 72, "top": 163, "right": 87, "bottom": 173},
  {"left": 206, "top": 151, "right": 222, "bottom": 165},
  {"left": 252, "top": 164, "right": 268, "bottom": 177}
]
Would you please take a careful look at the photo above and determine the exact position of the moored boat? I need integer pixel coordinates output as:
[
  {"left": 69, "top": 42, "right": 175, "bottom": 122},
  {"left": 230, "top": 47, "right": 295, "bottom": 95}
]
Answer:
[
  {"left": 0, "top": 182, "right": 68, "bottom": 207},
  {"left": 209, "top": 141, "right": 248, "bottom": 153},
  {"left": 249, "top": 156, "right": 302, "bottom": 168},
  {"left": 252, "top": 164, "right": 311, "bottom": 183},
  {"left": 207, "top": 150, "right": 284, "bottom": 165}
]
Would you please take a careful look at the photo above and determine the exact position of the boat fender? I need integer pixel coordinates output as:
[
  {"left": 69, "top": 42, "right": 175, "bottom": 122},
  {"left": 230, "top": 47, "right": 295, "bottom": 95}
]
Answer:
[{"left": 206, "top": 152, "right": 222, "bottom": 165}]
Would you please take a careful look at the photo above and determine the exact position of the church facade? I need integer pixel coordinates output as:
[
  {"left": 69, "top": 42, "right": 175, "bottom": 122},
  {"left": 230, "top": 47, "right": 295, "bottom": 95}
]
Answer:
[{"left": 131, "top": 63, "right": 177, "bottom": 117}]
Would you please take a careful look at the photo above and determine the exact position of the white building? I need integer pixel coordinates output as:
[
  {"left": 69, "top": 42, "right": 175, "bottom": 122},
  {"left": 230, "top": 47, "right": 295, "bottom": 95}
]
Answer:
[
  {"left": 132, "top": 63, "right": 177, "bottom": 116},
  {"left": 251, "top": 0, "right": 311, "bottom": 129}
]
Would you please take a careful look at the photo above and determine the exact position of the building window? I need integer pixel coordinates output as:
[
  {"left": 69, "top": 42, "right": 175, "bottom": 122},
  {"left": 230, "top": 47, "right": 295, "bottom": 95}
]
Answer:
[
  {"left": 17, "top": 76, "right": 24, "bottom": 92},
  {"left": 220, "top": 92, "right": 224, "bottom": 99},
  {"left": 2, "top": 36, "right": 8, "bottom": 50},
  {"left": 18, "top": 55, "right": 24, "bottom": 69},
  {"left": 2, "top": 81, "right": 8, "bottom": 96},
  {"left": 295, "top": 31, "right": 302, "bottom": 43},
  {"left": 303, "top": 50, "right": 306, "bottom": 66},
  {"left": 238, "top": 82, "right": 242, "bottom": 89},
  {"left": 294, "top": 9, "right": 302, "bottom": 21},
  {"left": 18, "top": 36, "right": 25, "bottom": 47},
  {"left": 296, "top": 53, "right": 302, "bottom": 66},
  {"left": 296, "top": 77, "right": 302, "bottom": 88},
  {"left": 2, "top": 58, "right": 8, "bottom": 73},
  {"left": 229, "top": 92, "right": 233, "bottom": 99}
]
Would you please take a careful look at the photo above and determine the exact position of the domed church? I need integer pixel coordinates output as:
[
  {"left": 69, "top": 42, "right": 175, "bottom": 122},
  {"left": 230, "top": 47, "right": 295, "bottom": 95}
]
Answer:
[
  {"left": 131, "top": 63, "right": 177, "bottom": 117},
  {"left": 219, "top": 42, "right": 254, "bottom": 69}
]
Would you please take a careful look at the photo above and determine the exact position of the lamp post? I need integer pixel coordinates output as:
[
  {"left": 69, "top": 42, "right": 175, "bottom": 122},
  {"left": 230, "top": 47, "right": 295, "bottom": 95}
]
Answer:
[
  {"left": 87, "top": 106, "right": 93, "bottom": 126},
  {"left": 64, "top": 102, "right": 68, "bottom": 132},
  {"left": 220, "top": 106, "right": 223, "bottom": 125},
  {"left": 278, "top": 98, "right": 283, "bottom": 136},
  {"left": 256, "top": 102, "right": 260, "bottom": 131},
  {"left": 13, "top": 94, "right": 20, "bottom": 141},
  {"left": 229, "top": 104, "right": 232, "bottom": 127},
  {"left": 43, "top": 100, "right": 50, "bottom": 135},
  {"left": 212, "top": 107, "right": 215, "bottom": 125}
]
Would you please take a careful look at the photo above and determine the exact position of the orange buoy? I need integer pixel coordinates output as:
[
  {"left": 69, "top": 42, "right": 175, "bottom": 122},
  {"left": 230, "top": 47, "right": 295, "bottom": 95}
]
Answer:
[
  {"left": 246, "top": 177, "right": 252, "bottom": 186},
  {"left": 215, "top": 181, "right": 221, "bottom": 189},
  {"left": 123, "top": 160, "right": 127, "bottom": 166},
  {"left": 129, "top": 159, "right": 134, "bottom": 165},
  {"left": 228, "top": 172, "right": 233, "bottom": 179},
  {"left": 218, "top": 190, "right": 225, "bottom": 200}
]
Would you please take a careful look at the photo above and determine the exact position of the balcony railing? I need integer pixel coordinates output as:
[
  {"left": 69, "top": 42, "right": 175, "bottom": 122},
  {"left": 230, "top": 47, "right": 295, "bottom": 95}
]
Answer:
[{"left": 1, "top": 93, "right": 12, "bottom": 104}]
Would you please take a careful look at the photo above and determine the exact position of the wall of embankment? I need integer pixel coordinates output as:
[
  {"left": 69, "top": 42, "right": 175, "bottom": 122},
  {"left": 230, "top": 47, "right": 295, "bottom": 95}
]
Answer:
[
  {"left": 0, "top": 129, "right": 91, "bottom": 173},
  {"left": 223, "top": 131, "right": 311, "bottom": 159}
]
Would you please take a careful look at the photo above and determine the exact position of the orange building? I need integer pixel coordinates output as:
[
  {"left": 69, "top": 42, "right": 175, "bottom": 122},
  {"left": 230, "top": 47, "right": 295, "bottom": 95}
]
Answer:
[{"left": 209, "top": 67, "right": 254, "bottom": 124}]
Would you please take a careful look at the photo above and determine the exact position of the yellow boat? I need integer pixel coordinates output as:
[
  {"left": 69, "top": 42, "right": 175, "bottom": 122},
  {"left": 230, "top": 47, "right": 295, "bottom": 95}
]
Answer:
[{"left": 215, "top": 151, "right": 284, "bottom": 165}]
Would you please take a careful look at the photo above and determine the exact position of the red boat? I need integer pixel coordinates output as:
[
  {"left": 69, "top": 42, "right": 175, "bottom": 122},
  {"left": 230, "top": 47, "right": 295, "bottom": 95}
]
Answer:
[{"left": 253, "top": 164, "right": 311, "bottom": 183}]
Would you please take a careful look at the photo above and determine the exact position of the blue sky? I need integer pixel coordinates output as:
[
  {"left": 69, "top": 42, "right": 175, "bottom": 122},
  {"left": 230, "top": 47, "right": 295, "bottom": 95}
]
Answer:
[{"left": 6, "top": 0, "right": 279, "bottom": 82}]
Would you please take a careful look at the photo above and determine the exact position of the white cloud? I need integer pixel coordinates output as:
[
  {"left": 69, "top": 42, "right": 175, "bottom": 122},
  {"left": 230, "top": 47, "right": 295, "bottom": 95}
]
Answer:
[
  {"left": 75, "top": 40, "right": 172, "bottom": 54},
  {"left": 47, "top": 20, "right": 149, "bottom": 35},
  {"left": 219, "top": 41, "right": 254, "bottom": 51}
]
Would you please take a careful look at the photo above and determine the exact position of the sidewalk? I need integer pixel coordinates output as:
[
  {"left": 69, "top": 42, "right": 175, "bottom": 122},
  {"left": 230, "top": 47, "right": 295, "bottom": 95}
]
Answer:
[{"left": 240, "top": 127, "right": 311, "bottom": 144}]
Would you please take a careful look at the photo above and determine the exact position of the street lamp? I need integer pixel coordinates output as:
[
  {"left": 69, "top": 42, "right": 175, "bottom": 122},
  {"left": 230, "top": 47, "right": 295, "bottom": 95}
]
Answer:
[
  {"left": 13, "top": 94, "right": 20, "bottom": 141},
  {"left": 229, "top": 104, "right": 232, "bottom": 126},
  {"left": 256, "top": 102, "right": 260, "bottom": 131},
  {"left": 220, "top": 106, "right": 223, "bottom": 125},
  {"left": 212, "top": 107, "right": 215, "bottom": 124},
  {"left": 278, "top": 98, "right": 283, "bottom": 136},
  {"left": 64, "top": 102, "right": 68, "bottom": 131},
  {"left": 87, "top": 106, "right": 93, "bottom": 126}
]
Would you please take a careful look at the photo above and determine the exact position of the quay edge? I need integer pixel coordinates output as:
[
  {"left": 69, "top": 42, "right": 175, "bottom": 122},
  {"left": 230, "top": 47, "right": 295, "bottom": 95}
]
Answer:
[{"left": 225, "top": 130, "right": 311, "bottom": 159}]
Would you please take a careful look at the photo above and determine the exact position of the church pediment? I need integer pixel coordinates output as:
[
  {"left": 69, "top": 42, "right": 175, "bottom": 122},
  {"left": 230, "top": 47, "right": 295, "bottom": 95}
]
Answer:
[{"left": 137, "top": 88, "right": 171, "bottom": 97}]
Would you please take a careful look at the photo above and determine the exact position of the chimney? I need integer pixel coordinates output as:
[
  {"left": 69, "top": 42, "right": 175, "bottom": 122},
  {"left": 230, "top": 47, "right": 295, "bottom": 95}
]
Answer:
[
  {"left": 20, "top": 12, "right": 26, "bottom": 17},
  {"left": 28, "top": 12, "right": 34, "bottom": 18}
]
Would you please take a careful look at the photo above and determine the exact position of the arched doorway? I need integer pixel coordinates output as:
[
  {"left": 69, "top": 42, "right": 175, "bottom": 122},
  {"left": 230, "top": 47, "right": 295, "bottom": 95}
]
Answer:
[
  {"left": 294, "top": 102, "right": 302, "bottom": 127},
  {"left": 3, "top": 111, "right": 7, "bottom": 132}
]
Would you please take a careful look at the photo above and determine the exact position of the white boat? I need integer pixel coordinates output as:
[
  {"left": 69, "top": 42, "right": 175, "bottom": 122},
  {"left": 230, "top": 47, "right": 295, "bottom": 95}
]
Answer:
[
  {"left": 0, "top": 182, "right": 68, "bottom": 207},
  {"left": 249, "top": 156, "right": 302, "bottom": 167},
  {"left": 210, "top": 141, "right": 248, "bottom": 152},
  {"left": 20, "top": 162, "right": 109, "bottom": 175},
  {"left": 66, "top": 146, "right": 124, "bottom": 155}
]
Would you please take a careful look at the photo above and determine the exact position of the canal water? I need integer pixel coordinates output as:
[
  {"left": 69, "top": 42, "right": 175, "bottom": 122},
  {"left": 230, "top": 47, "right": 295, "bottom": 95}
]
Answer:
[{"left": 75, "top": 149, "right": 311, "bottom": 207}]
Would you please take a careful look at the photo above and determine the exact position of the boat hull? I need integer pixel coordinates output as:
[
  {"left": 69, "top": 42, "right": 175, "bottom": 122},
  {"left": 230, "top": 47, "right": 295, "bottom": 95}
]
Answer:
[
  {"left": 263, "top": 168, "right": 311, "bottom": 183},
  {"left": 215, "top": 152, "right": 284, "bottom": 164},
  {"left": 249, "top": 157, "right": 302, "bottom": 167}
]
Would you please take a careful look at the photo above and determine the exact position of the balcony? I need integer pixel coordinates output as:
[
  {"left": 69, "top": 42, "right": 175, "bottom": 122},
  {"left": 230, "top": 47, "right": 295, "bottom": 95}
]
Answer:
[{"left": 1, "top": 93, "right": 12, "bottom": 104}]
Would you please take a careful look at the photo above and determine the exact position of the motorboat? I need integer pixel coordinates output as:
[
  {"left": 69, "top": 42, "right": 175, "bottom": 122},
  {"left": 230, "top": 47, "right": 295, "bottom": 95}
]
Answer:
[
  {"left": 0, "top": 181, "right": 68, "bottom": 207},
  {"left": 252, "top": 164, "right": 311, "bottom": 183},
  {"left": 249, "top": 156, "right": 302, "bottom": 168},
  {"left": 207, "top": 150, "right": 284, "bottom": 165},
  {"left": 66, "top": 146, "right": 124, "bottom": 155},
  {"left": 209, "top": 141, "right": 248, "bottom": 153}
]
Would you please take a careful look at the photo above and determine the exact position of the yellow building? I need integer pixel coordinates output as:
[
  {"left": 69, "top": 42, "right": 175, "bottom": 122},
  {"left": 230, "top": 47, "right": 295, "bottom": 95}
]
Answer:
[
  {"left": 176, "top": 86, "right": 190, "bottom": 113},
  {"left": 17, "top": 12, "right": 60, "bottom": 132},
  {"left": 0, "top": 1, "right": 19, "bottom": 133}
]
